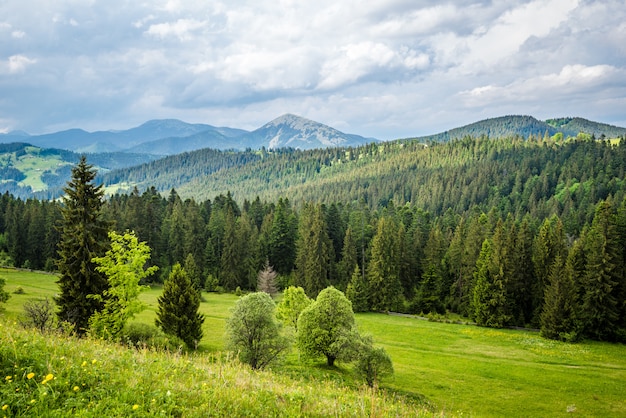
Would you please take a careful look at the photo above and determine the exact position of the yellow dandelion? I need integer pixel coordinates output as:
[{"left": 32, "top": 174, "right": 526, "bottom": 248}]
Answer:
[
  {"left": 81, "top": 361, "right": 87, "bottom": 367},
  {"left": 132, "top": 404, "right": 139, "bottom": 410},
  {"left": 26, "top": 373, "right": 35, "bottom": 380},
  {"left": 73, "top": 385, "right": 80, "bottom": 391},
  {"left": 92, "top": 359, "right": 97, "bottom": 365},
  {"left": 5, "top": 376, "right": 12, "bottom": 381},
  {"left": 30, "top": 399, "right": 36, "bottom": 404},
  {"left": 41, "top": 373, "right": 54, "bottom": 384},
  {"left": 2, "top": 404, "right": 8, "bottom": 411}
]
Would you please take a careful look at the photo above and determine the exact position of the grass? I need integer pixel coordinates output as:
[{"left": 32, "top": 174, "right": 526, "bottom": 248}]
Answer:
[{"left": 2, "top": 268, "right": 626, "bottom": 416}]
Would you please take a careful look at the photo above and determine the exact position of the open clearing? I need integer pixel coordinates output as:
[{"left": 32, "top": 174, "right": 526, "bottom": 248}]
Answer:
[{"left": 2, "top": 268, "right": 625, "bottom": 417}]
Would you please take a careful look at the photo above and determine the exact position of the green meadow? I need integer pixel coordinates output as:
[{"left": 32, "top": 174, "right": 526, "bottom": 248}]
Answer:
[{"left": 2, "top": 268, "right": 626, "bottom": 417}]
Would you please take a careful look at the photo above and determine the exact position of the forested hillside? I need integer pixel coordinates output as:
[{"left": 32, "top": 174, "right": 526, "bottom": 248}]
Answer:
[{"left": 2, "top": 135, "right": 626, "bottom": 342}]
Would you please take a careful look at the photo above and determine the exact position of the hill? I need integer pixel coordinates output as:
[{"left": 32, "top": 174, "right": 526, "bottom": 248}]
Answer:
[
  {"left": 414, "top": 115, "right": 626, "bottom": 142},
  {"left": 0, "top": 143, "right": 158, "bottom": 199}
]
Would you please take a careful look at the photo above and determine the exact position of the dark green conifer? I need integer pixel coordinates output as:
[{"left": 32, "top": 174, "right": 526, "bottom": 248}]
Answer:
[{"left": 55, "top": 156, "right": 110, "bottom": 335}]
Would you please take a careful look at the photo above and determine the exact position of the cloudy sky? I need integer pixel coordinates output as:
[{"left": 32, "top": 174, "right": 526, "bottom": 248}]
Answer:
[{"left": 1, "top": 0, "right": 625, "bottom": 139}]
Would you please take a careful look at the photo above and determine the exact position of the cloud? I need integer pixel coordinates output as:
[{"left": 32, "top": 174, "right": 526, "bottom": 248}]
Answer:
[
  {"left": 145, "top": 18, "right": 206, "bottom": 41},
  {"left": 0, "top": 0, "right": 624, "bottom": 137},
  {"left": 6, "top": 55, "right": 37, "bottom": 73}
]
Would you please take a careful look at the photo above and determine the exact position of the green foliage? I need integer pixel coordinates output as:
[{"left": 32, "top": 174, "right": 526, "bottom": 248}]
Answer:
[
  {"left": 226, "top": 292, "right": 291, "bottom": 370},
  {"left": 89, "top": 231, "right": 157, "bottom": 341},
  {"left": 55, "top": 156, "right": 111, "bottom": 335},
  {"left": 156, "top": 263, "right": 205, "bottom": 349},
  {"left": 345, "top": 265, "right": 369, "bottom": 313},
  {"left": 295, "top": 203, "right": 333, "bottom": 297},
  {"left": 275, "top": 286, "right": 312, "bottom": 330},
  {"left": 122, "top": 322, "right": 185, "bottom": 351},
  {"left": 368, "top": 217, "right": 402, "bottom": 312},
  {"left": 0, "top": 277, "right": 10, "bottom": 306},
  {"left": 471, "top": 239, "right": 509, "bottom": 328},
  {"left": 296, "top": 286, "right": 358, "bottom": 366},
  {"left": 354, "top": 335, "right": 394, "bottom": 387}
]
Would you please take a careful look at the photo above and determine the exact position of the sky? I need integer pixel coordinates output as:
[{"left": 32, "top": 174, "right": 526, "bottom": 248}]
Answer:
[{"left": 1, "top": 0, "right": 625, "bottom": 140}]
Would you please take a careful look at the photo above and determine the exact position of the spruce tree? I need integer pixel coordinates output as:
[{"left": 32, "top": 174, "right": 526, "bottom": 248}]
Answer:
[
  {"left": 367, "top": 216, "right": 401, "bottom": 312},
  {"left": 156, "top": 263, "right": 205, "bottom": 349},
  {"left": 471, "top": 239, "right": 509, "bottom": 328},
  {"left": 345, "top": 264, "right": 369, "bottom": 312},
  {"left": 56, "top": 156, "right": 110, "bottom": 335}
]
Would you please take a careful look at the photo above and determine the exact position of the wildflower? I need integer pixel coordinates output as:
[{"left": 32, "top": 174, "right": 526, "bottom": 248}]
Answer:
[
  {"left": 92, "top": 359, "right": 97, "bottom": 365},
  {"left": 30, "top": 399, "right": 36, "bottom": 404},
  {"left": 5, "top": 376, "right": 11, "bottom": 381},
  {"left": 132, "top": 404, "right": 139, "bottom": 410},
  {"left": 2, "top": 405, "right": 8, "bottom": 411},
  {"left": 27, "top": 373, "right": 35, "bottom": 380},
  {"left": 41, "top": 374, "right": 54, "bottom": 384},
  {"left": 73, "top": 386, "right": 80, "bottom": 392},
  {"left": 81, "top": 361, "right": 87, "bottom": 367}
]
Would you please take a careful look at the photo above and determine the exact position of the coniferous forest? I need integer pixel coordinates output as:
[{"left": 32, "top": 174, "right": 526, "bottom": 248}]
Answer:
[{"left": 1, "top": 135, "right": 626, "bottom": 342}]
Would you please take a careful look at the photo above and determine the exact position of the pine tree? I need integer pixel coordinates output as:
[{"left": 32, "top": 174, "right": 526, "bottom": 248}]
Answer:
[
  {"left": 345, "top": 264, "right": 369, "bottom": 312},
  {"left": 156, "top": 263, "right": 205, "bottom": 349},
  {"left": 295, "top": 203, "right": 333, "bottom": 297},
  {"left": 471, "top": 239, "right": 509, "bottom": 328},
  {"left": 581, "top": 200, "right": 621, "bottom": 340},
  {"left": 56, "top": 156, "right": 110, "bottom": 335},
  {"left": 268, "top": 198, "right": 297, "bottom": 275},
  {"left": 367, "top": 216, "right": 401, "bottom": 312}
]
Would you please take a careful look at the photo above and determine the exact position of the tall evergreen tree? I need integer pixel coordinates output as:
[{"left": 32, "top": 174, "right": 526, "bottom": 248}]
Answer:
[
  {"left": 295, "top": 203, "right": 333, "bottom": 297},
  {"left": 56, "top": 156, "right": 110, "bottom": 335},
  {"left": 156, "top": 263, "right": 205, "bottom": 349},
  {"left": 268, "top": 198, "right": 297, "bottom": 275},
  {"left": 581, "top": 200, "right": 621, "bottom": 340},
  {"left": 367, "top": 216, "right": 401, "bottom": 312},
  {"left": 471, "top": 239, "right": 509, "bottom": 328}
]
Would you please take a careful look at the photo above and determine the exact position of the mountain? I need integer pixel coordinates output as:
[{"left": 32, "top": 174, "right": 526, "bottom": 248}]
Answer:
[
  {"left": 0, "top": 143, "right": 158, "bottom": 199},
  {"left": 0, "top": 116, "right": 376, "bottom": 155},
  {"left": 413, "top": 115, "right": 626, "bottom": 142},
  {"left": 545, "top": 117, "right": 626, "bottom": 138},
  {"left": 241, "top": 114, "right": 377, "bottom": 150},
  {"left": 4, "top": 120, "right": 227, "bottom": 154}
]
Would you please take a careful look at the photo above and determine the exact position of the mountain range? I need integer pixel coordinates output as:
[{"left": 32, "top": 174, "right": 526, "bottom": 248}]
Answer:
[
  {"left": 0, "top": 114, "right": 624, "bottom": 200},
  {"left": 0, "top": 114, "right": 377, "bottom": 155}
]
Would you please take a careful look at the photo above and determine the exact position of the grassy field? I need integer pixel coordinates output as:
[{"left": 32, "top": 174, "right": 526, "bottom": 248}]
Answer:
[{"left": 2, "top": 268, "right": 626, "bottom": 417}]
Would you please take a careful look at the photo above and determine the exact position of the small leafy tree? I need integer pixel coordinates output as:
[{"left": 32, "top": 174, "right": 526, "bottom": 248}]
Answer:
[
  {"left": 354, "top": 335, "right": 394, "bottom": 387},
  {"left": 297, "top": 286, "right": 358, "bottom": 366},
  {"left": 276, "top": 286, "right": 312, "bottom": 331},
  {"left": 257, "top": 260, "right": 278, "bottom": 297},
  {"left": 156, "top": 263, "right": 205, "bottom": 349},
  {"left": 226, "top": 292, "right": 290, "bottom": 370},
  {"left": 89, "top": 231, "right": 157, "bottom": 341}
]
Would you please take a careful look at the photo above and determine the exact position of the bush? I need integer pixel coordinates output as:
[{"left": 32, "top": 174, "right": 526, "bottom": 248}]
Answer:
[
  {"left": 354, "top": 335, "right": 394, "bottom": 387},
  {"left": 123, "top": 323, "right": 185, "bottom": 351},
  {"left": 13, "top": 286, "right": 25, "bottom": 295}
]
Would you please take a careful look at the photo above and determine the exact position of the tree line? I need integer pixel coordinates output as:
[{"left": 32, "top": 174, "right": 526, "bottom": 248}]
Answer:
[{"left": 1, "top": 137, "right": 625, "bottom": 343}]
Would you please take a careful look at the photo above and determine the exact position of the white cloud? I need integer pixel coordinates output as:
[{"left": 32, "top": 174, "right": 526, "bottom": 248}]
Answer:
[
  {"left": 7, "top": 55, "right": 37, "bottom": 73},
  {"left": 145, "top": 19, "right": 206, "bottom": 41}
]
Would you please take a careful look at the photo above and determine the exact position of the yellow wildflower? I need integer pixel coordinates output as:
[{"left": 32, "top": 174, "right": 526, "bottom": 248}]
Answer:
[
  {"left": 41, "top": 374, "right": 54, "bottom": 384},
  {"left": 2, "top": 404, "right": 8, "bottom": 411},
  {"left": 92, "top": 359, "right": 97, "bottom": 365},
  {"left": 5, "top": 376, "right": 11, "bottom": 381},
  {"left": 81, "top": 361, "right": 87, "bottom": 367},
  {"left": 132, "top": 404, "right": 139, "bottom": 410},
  {"left": 73, "top": 386, "right": 80, "bottom": 392},
  {"left": 30, "top": 399, "right": 36, "bottom": 404},
  {"left": 26, "top": 373, "right": 35, "bottom": 380}
]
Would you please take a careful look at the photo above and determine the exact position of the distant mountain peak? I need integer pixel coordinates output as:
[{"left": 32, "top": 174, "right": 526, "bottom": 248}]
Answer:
[{"left": 251, "top": 114, "right": 373, "bottom": 150}]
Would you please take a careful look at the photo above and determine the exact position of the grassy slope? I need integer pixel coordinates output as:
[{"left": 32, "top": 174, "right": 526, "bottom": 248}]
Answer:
[{"left": 2, "top": 268, "right": 626, "bottom": 417}]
